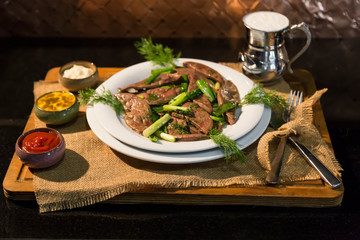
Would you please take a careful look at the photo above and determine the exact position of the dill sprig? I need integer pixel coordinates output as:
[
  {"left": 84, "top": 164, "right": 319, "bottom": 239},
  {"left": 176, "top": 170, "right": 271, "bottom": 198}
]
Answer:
[
  {"left": 209, "top": 129, "right": 246, "bottom": 163},
  {"left": 168, "top": 123, "right": 190, "bottom": 134},
  {"left": 134, "top": 37, "right": 181, "bottom": 67},
  {"left": 240, "top": 84, "right": 286, "bottom": 111},
  {"left": 78, "top": 88, "right": 124, "bottom": 115}
]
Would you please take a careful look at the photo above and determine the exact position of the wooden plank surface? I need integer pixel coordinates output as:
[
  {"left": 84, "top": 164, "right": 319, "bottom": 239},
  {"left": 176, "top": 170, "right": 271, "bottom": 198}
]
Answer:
[{"left": 3, "top": 67, "right": 344, "bottom": 207}]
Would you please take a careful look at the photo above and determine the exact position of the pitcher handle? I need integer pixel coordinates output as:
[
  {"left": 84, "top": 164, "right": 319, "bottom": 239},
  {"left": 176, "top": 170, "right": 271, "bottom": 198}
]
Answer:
[{"left": 285, "top": 22, "right": 311, "bottom": 73}]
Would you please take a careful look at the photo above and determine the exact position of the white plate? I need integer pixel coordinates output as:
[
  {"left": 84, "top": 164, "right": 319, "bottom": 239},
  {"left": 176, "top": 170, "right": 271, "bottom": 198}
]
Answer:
[
  {"left": 93, "top": 58, "right": 264, "bottom": 153},
  {"left": 87, "top": 105, "right": 271, "bottom": 164}
]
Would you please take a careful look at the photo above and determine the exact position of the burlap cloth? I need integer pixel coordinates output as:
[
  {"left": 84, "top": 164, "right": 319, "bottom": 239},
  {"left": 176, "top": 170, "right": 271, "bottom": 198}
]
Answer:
[{"left": 32, "top": 63, "right": 342, "bottom": 213}]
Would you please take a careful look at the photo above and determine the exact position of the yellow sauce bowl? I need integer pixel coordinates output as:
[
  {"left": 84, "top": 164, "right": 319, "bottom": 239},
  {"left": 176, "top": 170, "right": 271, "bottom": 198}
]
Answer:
[{"left": 34, "top": 91, "right": 79, "bottom": 125}]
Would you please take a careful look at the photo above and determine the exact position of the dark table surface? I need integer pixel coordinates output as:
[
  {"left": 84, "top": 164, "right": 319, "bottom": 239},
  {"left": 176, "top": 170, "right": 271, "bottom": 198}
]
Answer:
[{"left": 1, "top": 37, "right": 359, "bottom": 239}]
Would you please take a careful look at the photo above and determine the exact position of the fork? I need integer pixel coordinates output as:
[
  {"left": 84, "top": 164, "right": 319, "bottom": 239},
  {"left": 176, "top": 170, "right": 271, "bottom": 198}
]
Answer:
[{"left": 266, "top": 90, "right": 303, "bottom": 185}]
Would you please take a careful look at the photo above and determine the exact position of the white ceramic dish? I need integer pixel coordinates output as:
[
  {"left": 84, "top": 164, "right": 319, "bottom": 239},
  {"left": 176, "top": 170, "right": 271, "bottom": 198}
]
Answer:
[
  {"left": 87, "top": 105, "right": 271, "bottom": 164},
  {"left": 93, "top": 58, "right": 264, "bottom": 153}
]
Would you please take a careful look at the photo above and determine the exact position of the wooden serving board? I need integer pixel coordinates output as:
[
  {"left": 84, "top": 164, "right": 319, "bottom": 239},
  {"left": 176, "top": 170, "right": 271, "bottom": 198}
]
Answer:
[{"left": 3, "top": 67, "right": 344, "bottom": 207}]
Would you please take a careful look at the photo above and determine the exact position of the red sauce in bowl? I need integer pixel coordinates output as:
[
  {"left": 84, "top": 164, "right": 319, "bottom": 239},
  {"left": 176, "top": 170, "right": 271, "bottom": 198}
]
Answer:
[{"left": 21, "top": 131, "right": 60, "bottom": 153}]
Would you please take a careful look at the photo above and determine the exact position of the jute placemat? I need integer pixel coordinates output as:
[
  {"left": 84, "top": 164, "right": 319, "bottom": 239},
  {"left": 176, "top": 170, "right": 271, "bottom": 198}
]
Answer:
[{"left": 32, "top": 63, "right": 342, "bottom": 213}]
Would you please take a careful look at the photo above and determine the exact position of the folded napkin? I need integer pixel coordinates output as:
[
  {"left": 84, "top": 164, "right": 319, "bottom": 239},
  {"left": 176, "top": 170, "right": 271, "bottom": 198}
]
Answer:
[
  {"left": 32, "top": 65, "right": 342, "bottom": 213},
  {"left": 257, "top": 89, "right": 342, "bottom": 181}
]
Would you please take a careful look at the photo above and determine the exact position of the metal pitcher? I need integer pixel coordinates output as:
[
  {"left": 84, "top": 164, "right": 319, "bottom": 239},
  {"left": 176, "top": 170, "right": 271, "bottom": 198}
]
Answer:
[{"left": 239, "top": 11, "right": 311, "bottom": 85}]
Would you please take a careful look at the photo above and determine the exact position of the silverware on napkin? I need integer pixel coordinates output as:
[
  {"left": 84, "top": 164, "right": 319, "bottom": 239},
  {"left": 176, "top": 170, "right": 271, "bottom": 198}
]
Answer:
[{"left": 267, "top": 90, "right": 342, "bottom": 189}]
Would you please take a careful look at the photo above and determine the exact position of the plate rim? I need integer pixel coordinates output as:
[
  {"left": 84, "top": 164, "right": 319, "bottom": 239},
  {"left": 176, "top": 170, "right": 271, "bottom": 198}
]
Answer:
[{"left": 86, "top": 105, "right": 271, "bottom": 164}]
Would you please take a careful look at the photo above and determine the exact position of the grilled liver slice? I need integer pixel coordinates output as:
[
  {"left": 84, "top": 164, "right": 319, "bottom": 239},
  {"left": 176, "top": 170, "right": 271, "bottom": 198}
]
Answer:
[
  {"left": 114, "top": 93, "right": 153, "bottom": 134},
  {"left": 183, "top": 61, "right": 224, "bottom": 84},
  {"left": 120, "top": 72, "right": 183, "bottom": 92},
  {"left": 138, "top": 86, "right": 181, "bottom": 105}
]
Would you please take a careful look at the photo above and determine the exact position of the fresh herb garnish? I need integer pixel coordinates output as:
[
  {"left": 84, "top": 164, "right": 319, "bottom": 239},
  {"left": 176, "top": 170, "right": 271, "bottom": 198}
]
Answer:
[
  {"left": 168, "top": 123, "right": 190, "bottom": 134},
  {"left": 78, "top": 88, "right": 124, "bottom": 115},
  {"left": 209, "top": 129, "right": 246, "bottom": 163},
  {"left": 240, "top": 84, "right": 286, "bottom": 111},
  {"left": 134, "top": 37, "right": 181, "bottom": 67},
  {"left": 148, "top": 93, "right": 160, "bottom": 101}
]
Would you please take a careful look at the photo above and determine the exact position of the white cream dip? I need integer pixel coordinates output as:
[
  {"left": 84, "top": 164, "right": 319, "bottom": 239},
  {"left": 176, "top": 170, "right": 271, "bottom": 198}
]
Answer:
[
  {"left": 243, "top": 11, "right": 289, "bottom": 32},
  {"left": 63, "top": 64, "right": 94, "bottom": 79}
]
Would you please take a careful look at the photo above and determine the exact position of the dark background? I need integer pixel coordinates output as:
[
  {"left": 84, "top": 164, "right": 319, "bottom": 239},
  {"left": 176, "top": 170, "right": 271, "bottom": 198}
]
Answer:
[{"left": 1, "top": 37, "right": 360, "bottom": 239}]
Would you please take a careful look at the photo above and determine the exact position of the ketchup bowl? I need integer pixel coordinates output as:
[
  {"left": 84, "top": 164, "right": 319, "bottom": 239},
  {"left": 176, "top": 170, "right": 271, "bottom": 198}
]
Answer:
[{"left": 15, "top": 128, "right": 65, "bottom": 168}]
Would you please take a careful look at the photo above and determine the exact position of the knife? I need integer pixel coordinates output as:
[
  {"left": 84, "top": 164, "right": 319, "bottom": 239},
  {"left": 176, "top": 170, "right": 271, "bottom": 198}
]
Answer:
[
  {"left": 266, "top": 112, "right": 287, "bottom": 185},
  {"left": 287, "top": 137, "right": 342, "bottom": 188}
]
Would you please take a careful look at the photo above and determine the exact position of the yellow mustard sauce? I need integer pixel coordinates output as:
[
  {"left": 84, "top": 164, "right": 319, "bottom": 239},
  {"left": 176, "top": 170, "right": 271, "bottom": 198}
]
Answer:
[{"left": 36, "top": 91, "right": 76, "bottom": 111}]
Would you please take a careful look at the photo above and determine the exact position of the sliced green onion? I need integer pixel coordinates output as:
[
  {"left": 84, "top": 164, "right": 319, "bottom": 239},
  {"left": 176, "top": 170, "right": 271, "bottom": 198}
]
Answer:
[
  {"left": 168, "top": 92, "right": 188, "bottom": 106},
  {"left": 148, "top": 135, "right": 158, "bottom": 142},
  {"left": 145, "top": 67, "right": 174, "bottom": 84},
  {"left": 152, "top": 106, "right": 164, "bottom": 113},
  {"left": 180, "top": 82, "right": 188, "bottom": 92},
  {"left": 187, "top": 88, "right": 203, "bottom": 99},
  {"left": 163, "top": 105, "right": 189, "bottom": 112},
  {"left": 213, "top": 102, "right": 236, "bottom": 117},
  {"left": 143, "top": 113, "right": 171, "bottom": 137},
  {"left": 155, "top": 130, "right": 176, "bottom": 142},
  {"left": 181, "top": 74, "right": 189, "bottom": 82},
  {"left": 210, "top": 115, "right": 225, "bottom": 122},
  {"left": 196, "top": 79, "right": 215, "bottom": 102},
  {"left": 215, "top": 82, "right": 221, "bottom": 90}
]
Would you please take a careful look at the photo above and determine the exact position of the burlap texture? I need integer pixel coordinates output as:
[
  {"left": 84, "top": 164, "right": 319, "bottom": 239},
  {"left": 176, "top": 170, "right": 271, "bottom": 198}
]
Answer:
[
  {"left": 32, "top": 64, "right": 342, "bottom": 213},
  {"left": 257, "top": 89, "right": 343, "bottom": 181}
]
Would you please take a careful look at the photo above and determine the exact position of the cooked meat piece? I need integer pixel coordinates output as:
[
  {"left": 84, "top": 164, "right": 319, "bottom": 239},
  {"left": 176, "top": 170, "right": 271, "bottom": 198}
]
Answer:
[
  {"left": 189, "top": 126, "right": 201, "bottom": 134},
  {"left": 193, "top": 94, "right": 212, "bottom": 114},
  {"left": 220, "top": 80, "right": 240, "bottom": 104},
  {"left": 120, "top": 72, "right": 183, "bottom": 92},
  {"left": 138, "top": 86, "right": 181, "bottom": 105},
  {"left": 217, "top": 80, "right": 240, "bottom": 125},
  {"left": 226, "top": 110, "right": 236, "bottom": 125},
  {"left": 192, "top": 107, "right": 213, "bottom": 134},
  {"left": 114, "top": 93, "right": 153, "bottom": 134},
  {"left": 183, "top": 61, "right": 224, "bottom": 84},
  {"left": 183, "top": 102, "right": 213, "bottom": 134},
  {"left": 172, "top": 133, "right": 209, "bottom": 141},
  {"left": 167, "top": 115, "right": 189, "bottom": 135},
  {"left": 174, "top": 67, "right": 207, "bottom": 93},
  {"left": 171, "top": 112, "right": 186, "bottom": 119}
]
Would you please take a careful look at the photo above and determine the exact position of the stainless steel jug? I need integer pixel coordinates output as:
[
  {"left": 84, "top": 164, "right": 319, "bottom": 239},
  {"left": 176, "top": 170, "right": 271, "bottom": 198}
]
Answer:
[{"left": 239, "top": 11, "right": 311, "bottom": 85}]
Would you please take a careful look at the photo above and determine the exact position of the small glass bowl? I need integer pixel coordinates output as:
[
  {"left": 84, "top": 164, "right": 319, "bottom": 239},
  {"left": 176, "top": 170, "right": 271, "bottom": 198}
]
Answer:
[
  {"left": 58, "top": 61, "right": 99, "bottom": 91},
  {"left": 15, "top": 128, "right": 65, "bottom": 169},
  {"left": 34, "top": 91, "right": 79, "bottom": 125}
]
